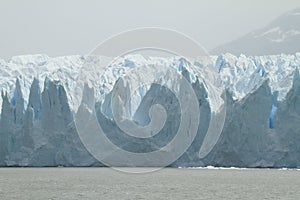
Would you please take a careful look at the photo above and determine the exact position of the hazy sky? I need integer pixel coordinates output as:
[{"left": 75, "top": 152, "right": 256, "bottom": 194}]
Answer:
[{"left": 0, "top": 0, "right": 300, "bottom": 59}]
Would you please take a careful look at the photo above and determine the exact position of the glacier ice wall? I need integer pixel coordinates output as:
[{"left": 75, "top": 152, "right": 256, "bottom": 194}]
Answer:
[{"left": 0, "top": 54, "right": 299, "bottom": 167}]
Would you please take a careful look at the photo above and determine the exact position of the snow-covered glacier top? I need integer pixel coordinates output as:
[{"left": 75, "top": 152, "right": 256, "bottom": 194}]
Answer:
[{"left": 0, "top": 53, "right": 299, "bottom": 114}]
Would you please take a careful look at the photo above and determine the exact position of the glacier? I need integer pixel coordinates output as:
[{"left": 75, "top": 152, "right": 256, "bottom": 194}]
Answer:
[{"left": 0, "top": 53, "right": 300, "bottom": 167}]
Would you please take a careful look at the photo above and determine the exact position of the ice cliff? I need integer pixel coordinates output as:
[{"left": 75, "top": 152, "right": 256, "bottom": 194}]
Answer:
[{"left": 0, "top": 53, "right": 299, "bottom": 167}]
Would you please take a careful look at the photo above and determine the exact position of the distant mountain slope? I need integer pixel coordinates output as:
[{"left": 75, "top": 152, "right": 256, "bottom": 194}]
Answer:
[{"left": 211, "top": 8, "right": 300, "bottom": 56}]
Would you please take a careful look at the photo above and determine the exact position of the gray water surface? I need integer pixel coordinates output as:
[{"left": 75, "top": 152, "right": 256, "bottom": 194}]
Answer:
[{"left": 0, "top": 168, "right": 299, "bottom": 200}]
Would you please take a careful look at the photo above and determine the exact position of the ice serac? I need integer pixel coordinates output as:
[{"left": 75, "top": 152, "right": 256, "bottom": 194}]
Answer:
[
  {"left": 0, "top": 77, "right": 101, "bottom": 166},
  {"left": 172, "top": 79, "right": 211, "bottom": 167},
  {"left": 203, "top": 80, "right": 278, "bottom": 167},
  {"left": 13, "top": 78, "right": 24, "bottom": 125},
  {"left": 28, "top": 78, "right": 42, "bottom": 119},
  {"left": 0, "top": 54, "right": 300, "bottom": 167},
  {"left": 0, "top": 91, "right": 12, "bottom": 165},
  {"left": 272, "top": 68, "right": 300, "bottom": 167}
]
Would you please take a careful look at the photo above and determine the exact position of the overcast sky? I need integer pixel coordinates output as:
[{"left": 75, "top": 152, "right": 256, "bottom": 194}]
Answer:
[{"left": 0, "top": 0, "right": 300, "bottom": 59}]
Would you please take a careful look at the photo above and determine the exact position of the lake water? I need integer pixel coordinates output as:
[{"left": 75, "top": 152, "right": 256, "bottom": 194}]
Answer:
[{"left": 0, "top": 168, "right": 299, "bottom": 199}]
